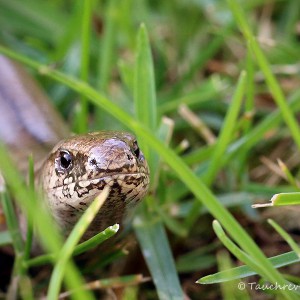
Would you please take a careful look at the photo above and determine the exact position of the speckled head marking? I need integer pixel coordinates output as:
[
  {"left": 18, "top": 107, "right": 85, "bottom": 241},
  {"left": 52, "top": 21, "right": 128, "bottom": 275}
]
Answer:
[{"left": 39, "top": 131, "right": 150, "bottom": 239}]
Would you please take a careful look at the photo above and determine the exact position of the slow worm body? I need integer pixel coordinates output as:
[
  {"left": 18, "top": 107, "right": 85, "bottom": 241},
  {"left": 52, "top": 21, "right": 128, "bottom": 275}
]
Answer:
[{"left": 0, "top": 56, "right": 149, "bottom": 241}]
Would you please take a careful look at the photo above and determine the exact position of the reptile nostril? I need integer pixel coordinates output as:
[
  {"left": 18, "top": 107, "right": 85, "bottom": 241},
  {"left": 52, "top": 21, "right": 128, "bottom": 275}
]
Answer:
[{"left": 89, "top": 158, "right": 97, "bottom": 166}]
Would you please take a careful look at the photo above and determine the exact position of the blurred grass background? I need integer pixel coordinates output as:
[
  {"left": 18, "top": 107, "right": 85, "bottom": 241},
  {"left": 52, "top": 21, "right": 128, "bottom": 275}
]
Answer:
[{"left": 1, "top": 0, "right": 300, "bottom": 299}]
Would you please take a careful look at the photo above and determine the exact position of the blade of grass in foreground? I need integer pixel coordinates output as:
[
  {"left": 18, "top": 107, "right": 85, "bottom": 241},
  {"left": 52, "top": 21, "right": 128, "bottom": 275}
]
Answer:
[
  {"left": 133, "top": 25, "right": 184, "bottom": 300},
  {"left": 24, "top": 155, "right": 34, "bottom": 261},
  {"left": 26, "top": 224, "right": 119, "bottom": 267},
  {"left": 209, "top": 221, "right": 271, "bottom": 280},
  {"left": 0, "top": 145, "right": 95, "bottom": 300},
  {"left": 48, "top": 186, "right": 110, "bottom": 300},
  {"left": 1, "top": 191, "right": 23, "bottom": 255},
  {"left": 1, "top": 47, "right": 297, "bottom": 299}
]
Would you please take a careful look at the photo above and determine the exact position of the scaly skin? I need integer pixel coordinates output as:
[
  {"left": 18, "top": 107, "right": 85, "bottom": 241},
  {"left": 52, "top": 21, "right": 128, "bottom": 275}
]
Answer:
[
  {"left": 38, "top": 131, "right": 149, "bottom": 240},
  {"left": 0, "top": 55, "right": 150, "bottom": 243}
]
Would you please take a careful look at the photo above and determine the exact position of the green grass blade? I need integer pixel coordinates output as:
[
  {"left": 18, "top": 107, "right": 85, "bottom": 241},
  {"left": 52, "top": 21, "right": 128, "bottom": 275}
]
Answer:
[
  {"left": 227, "top": 0, "right": 300, "bottom": 151},
  {"left": 134, "top": 206, "right": 184, "bottom": 300},
  {"left": 208, "top": 221, "right": 272, "bottom": 279},
  {"left": 0, "top": 190, "right": 23, "bottom": 254},
  {"left": 217, "top": 251, "right": 250, "bottom": 300},
  {"left": 176, "top": 253, "right": 216, "bottom": 273},
  {"left": 158, "top": 80, "right": 226, "bottom": 115},
  {"left": 227, "top": 90, "right": 300, "bottom": 158},
  {"left": 174, "top": 24, "right": 232, "bottom": 94},
  {"left": 0, "top": 144, "right": 95, "bottom": 300},
  {"left": 199, "top": 251, "right": 299, "bottom": 284},
  {"left": 278, "top": 160, "right": 299, "bottom": 189},
  {"left": 133, "top": 24, "right": 183, "bottom": 299},
  {"left": 183, "top": 144, "right": 214, "bottom": 165},
  {"left": 0, "top": 47, "right": 295, "bottom": 299},
  {"left": 268, "top": 219, "right": 300, "bottom": 257},
  {"left": 134, "top": 23, "right": 157, "bottom": 177},
  {"left": 118, "top": 59, "right": 135, "bottom": 96},
  {"left": 152, "top": 117, "right": 174, "bottom": 191},
  {"left": 77, "top": 0, "right": 92, "bottom": 133},
  {"left": 72, "top": 223, "right": 118, "bottom": 256},
  {"left": 26, "top": 224, "right": 119, "bottom": 268},
  {"left": 134, "top": 23, "right": 157, "bottom": 129},
  {"left": 47, "top": 186, "right": 109, "bottom": 300},
  {"left": 0, "top": 0, "right": 66, "bottom": 43},
  {"left": 185, "top": 71, "right": 246, "bottom": 229},
  {"left": 198, "top": 221, "right": 298, "bottom": 299},
  {"left": 24, "top": 155, "right": 34, "bottom": 261},
  {"left": 253, "top": 193, "right": 300, "bottom": 208},
  {"left": 58, "top": 274, "right": 148, "bottom": 299},
  {"left": 98, "top": 0, "right": 118, "bottom": 92},
  {"left": 204, "top": 71, "right": 247, "bottom": 185}
]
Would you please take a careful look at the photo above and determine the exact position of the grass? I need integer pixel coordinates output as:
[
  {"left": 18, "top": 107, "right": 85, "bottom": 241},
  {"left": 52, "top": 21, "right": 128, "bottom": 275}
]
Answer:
[{"left": 1, "top": 0, "right": 300, "bottom": 299}]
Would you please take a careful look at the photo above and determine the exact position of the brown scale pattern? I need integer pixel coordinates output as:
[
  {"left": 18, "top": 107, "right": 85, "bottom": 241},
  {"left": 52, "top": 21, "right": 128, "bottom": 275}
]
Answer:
[{"left": 38, "top": 131, "right": 150, "bottom": 240}]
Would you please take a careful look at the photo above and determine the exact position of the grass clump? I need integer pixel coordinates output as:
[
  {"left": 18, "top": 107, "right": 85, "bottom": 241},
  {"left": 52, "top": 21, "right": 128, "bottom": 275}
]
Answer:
[{"left": 1, "top": 0, "right": 300, "bottom": 299}]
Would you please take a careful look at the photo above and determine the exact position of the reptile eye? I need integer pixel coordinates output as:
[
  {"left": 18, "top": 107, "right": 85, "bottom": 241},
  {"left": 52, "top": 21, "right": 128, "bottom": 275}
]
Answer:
[
  {"left": 132, "top": 141, "right": 140, "bottom": 158},
  {"left": 58, "top": 150, "right": 72, "bottom": 170}
]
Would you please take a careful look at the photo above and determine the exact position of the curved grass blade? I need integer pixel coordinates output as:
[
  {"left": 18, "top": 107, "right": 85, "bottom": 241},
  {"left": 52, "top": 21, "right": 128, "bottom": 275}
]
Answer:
[
  {"left": 47, "top": 186, "right": 110, "bottom": 300},
  {"left": 0, "top": 144, "right": 95, "bottom": 300},
  {"left": 199, "top": 251, "right": 299, "bottom": 284},
  {"left": 26, "top": 224, "right": 119, "bottom": 268},
  {"left": 0, "top": 47, "right": 296, "bottom": 299},
  {"left": 198, "top": 221, "right": 298, "bottom": 299}
]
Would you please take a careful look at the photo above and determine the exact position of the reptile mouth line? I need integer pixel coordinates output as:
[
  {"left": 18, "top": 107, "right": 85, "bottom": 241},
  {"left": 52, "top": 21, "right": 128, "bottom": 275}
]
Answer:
[{"left": 47, "top": 172, "right": 150, "bottom": 191}]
